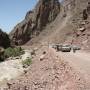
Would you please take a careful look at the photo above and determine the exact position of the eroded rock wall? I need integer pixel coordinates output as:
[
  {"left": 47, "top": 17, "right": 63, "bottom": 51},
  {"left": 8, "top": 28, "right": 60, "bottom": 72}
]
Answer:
[{"left": 10, "top": 0, "right": 60, "bottom": 45}]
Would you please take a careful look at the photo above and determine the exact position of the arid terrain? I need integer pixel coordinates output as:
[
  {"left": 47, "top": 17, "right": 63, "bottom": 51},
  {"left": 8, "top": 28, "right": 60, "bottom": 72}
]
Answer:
[
  {"left": 1, "top": 47, "right": 90, "bottom": 90},
  {"left": 0, "top": 0, "right": 90, "bottom": 90}
]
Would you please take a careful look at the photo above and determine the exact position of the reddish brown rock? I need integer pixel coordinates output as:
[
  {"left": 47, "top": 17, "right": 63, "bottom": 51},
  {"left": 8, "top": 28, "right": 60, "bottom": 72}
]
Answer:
[{"left": 10, "top": 0, "right": 60, "bottom": 45}]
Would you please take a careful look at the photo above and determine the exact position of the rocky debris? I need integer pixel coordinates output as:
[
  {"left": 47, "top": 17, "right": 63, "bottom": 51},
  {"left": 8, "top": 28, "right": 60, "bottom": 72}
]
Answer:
[
  {"left": 23, "top": 69, "right": 28, "bottom": 74},
  {"left": 7, "top": 82, "right": 12, "bottom": 89},
  {"left": 10, "top": 0, "right": 60, "bottom": 45},
  {"left": 39, "top": 54, "right": 45, "bottom": 61},
  {"left": 0, "top": 29, "right": 10, "bottom": 48},
  {"left": 63, "top": 1, "right": 90, "bottom": 49},
  {"left": 39, "top": 51, "right": 47, "bottom": 61},
  {"left": 4, "top": 48, "right": 87, "bottom": 90},
  {"left": 42, "top": 51, "right": 46, "bottom": 54},
  {"left": 77, "top": 27, "right": 86, "bottom": 32}
]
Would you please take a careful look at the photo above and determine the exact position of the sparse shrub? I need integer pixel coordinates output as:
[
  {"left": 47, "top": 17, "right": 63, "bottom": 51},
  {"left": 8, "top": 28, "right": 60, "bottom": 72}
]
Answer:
[
  {"left": 4, "top": 47, "right": 24, "bottom": 58},
  {"left": 22, "top": 58, "right": 32, "bottom": 68}
]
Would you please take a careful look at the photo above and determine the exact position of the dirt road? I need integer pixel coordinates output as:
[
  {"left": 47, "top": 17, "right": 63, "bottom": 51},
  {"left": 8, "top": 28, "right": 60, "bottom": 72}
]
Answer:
[
  {"left": 4, "top": 47, "right": 89, "bottom": 90},
  {"left": 58, "top": 50, "right": 90, "bottom": 82}
]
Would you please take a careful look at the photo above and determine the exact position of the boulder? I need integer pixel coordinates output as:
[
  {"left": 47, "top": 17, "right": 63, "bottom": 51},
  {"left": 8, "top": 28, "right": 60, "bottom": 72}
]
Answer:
[
  {"left": 40, "top": 54, "right": 45, "bottom": 61},
  {"left": 77, "top": 27, "right": 86, "bottom": 32}
]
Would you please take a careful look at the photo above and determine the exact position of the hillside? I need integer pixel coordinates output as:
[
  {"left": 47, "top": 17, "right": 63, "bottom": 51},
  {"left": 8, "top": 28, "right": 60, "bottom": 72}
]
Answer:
[
  {"left": 9, "top": 0, "right": 60, "bottom": 45},
  {"left": 10, "top": 0, "right": 90, "bottom": 50},
  {"left": 4, "top": 47, "right": 89, "bottom": 90},
  {"left": 26, "top": 0, "right": 90, "bottom": 49}
]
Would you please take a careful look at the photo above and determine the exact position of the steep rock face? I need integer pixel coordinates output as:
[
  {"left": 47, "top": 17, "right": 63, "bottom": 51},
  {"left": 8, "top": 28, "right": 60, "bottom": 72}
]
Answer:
[
  {"left": 0, "top": 29, "right": 10, "bottom": 48},
  {"left": 62, "top": 0, "right": 88, "bottom": 15},
  {"left": 10, "top": 0, "right": 60, "bottom": 45},
  {"left": 62, "top": 0, "right": 90, "bottom": 49}
]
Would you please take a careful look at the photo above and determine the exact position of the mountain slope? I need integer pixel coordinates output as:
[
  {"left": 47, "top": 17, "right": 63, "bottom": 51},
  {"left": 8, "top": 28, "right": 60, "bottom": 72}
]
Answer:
[
  {"left": 5, "top": 47, "right": 88, "bottom": 90},
  {"left": 26, "top": 0, "right": 90, "bottom": 50},
  {"left": 9, "top": 0, "right": 60, "bottom": 45},
  {"left": 10, "top": 0, "right": 90, "bottom": 50}
]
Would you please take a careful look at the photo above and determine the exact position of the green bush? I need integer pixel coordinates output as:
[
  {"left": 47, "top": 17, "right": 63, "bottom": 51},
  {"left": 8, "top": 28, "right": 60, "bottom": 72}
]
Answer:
[
  {"left": 22, "top": 58, "right": 32, "bottom": 68},
  {"left": 4, "top": 47, "right": 24, "bottom": 58}
]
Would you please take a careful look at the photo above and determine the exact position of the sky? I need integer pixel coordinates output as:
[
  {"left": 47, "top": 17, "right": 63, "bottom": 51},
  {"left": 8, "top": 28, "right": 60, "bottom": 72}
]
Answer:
[{"left": 0, "top": 0, "right": 37, "bottom": 33}]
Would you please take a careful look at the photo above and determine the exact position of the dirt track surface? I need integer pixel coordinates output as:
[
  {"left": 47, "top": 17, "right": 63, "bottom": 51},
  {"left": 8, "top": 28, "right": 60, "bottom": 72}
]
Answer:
[
  {"left": 58, "top": 51, "right": 90, "bottom": 85},
  {"left": 3, "top": 47, "right": 89, "bottom": 90}
]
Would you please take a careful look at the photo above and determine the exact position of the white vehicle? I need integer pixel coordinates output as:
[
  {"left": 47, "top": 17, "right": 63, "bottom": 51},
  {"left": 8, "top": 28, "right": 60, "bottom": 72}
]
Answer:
[
  {"left": 61, "top": 45, "right": 71, "bottom": 52},
  {"left": 72, "top": 45, "right": 81, "bottom": 50}
]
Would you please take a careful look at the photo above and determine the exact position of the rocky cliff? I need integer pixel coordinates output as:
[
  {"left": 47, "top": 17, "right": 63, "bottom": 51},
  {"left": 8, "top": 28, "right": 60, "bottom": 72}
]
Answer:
[
  {"left": 10, "top": 0, "right": 60, "bottom": 45},
  {"left": 63, "top": 0, "right": 90, "bottom": 49},
  {"left": 9, "top": 0, "right": 90, "bottom": 50},
  {"left": 1, "top": 0, "right": 90, "bottom": 89}
]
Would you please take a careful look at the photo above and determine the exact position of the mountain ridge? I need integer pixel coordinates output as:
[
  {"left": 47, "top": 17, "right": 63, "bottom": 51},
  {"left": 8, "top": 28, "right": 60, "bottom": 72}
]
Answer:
[{"left": 10, "top": 0, "right": 60, "bottom": 45}]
